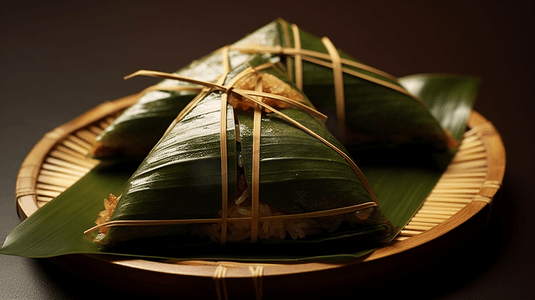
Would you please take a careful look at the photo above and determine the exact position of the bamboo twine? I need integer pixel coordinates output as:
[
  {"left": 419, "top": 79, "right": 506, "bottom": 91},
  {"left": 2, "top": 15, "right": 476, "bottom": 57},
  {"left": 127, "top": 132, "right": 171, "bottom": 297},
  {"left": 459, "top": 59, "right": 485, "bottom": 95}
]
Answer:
[
  {"left": 277, "top": 19, "right": 293, "bottom": 81},
  {"left": 213, "top": 265, "right": 229, "bottom": 300},
  {"left": 219, "top": 92, "right": 230, "bottom": 245},
  {"left": 84, "top": 202, "right": 378, "bottom": 234},
  {"left": 321, "top": 37, "right": 346, "bottom": 143},
  {"left": 250, "top": 265, "right": 264, "bottom": 300},
  {"left": 290, "top": 24, "right": 303, "bottom": 90},
  {"left": 250, "top": 77, "right": 263, "bottom": 243}
]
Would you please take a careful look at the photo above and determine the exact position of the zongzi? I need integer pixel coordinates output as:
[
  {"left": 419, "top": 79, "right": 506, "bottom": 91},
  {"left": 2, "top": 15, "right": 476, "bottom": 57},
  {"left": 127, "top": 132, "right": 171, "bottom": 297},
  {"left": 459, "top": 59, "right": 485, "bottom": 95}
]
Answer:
[
  {"left": 91, "top": 19, "right": 455, "bottom": 161},
  {"left": 86, "top": 57, "right": 395, "bottom": 248}
]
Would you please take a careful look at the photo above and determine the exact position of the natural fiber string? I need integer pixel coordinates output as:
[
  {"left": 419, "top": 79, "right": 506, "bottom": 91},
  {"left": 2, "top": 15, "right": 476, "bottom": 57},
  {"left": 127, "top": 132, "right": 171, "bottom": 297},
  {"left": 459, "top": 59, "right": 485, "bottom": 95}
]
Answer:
[
  {"left": 234, "top": 89, "right": 326, "bottom": 120},
  {"left": 481, "top": 180, "right": 501, "bottom": 190},
  {"left": 321, "top": 36, "right": 346, "bottom": 143},
  {"left": 472, "top": 195, "right": 492, "bottom": 204},
  {"left": 219, "top": 88, "right": 229, "bottom": 245},
  {"left": 249, "top": 266, "right": 264, "bottom": 300},
  {"left": 219, "top": 46, "right": 231, "bottom": 245},
  {"left": 231, "top": 43, "right": 399, "bottom": 83},
  {"left": 221, "top": 46, "right": 231, "bottom": 74},
  {"left": 277, "top": 19, "right": 293, "bottom": 81},
  {"left": 250, "top": 76, "right": 263, "bottom": 243},
  {"left": 218, "top": 65, "right": 262, "bottom": 245},
  {"left": 291, "top": 24, "right": 303, "bottom": 90},
  {"left": 213, "top": 264, "right": 264, "bottom": 300},
  {"left": 213, "top": 265, "right": 229, "bottom": 300},
  {"left": 84, "top": 202, "right": 377, "bottom": 234}
]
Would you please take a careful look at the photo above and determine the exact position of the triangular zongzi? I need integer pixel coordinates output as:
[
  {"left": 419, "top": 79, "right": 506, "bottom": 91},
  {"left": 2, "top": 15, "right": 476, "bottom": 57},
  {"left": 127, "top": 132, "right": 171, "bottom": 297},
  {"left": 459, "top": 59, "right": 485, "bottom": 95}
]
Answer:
[
  {"left": 88, "top": 57, "right": 395, "bottom": 249},
  {"left": 91, "top": 19, "right": 454, "bottom": 160}
]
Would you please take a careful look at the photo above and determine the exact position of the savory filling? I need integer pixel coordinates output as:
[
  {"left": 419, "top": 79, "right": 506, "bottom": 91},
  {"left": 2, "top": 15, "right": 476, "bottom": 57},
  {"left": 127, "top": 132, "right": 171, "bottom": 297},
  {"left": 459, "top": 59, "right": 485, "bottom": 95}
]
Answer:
[
  {"left": 95, "top": 193, "right": 120, "bottom": 235},
  {"left": 228, "top": 72, "right": 305, "bottom": 112},
  {"left": 189, "top": 189, "right": 372, "bottom": 242}
]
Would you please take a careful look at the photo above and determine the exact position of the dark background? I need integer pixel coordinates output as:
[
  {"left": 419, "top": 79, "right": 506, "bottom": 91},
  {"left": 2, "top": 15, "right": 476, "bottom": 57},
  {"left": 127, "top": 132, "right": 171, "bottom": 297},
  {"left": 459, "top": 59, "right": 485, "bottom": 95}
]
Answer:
[{"left": 1, "top": 1, "right": 534, "bottom": 299}]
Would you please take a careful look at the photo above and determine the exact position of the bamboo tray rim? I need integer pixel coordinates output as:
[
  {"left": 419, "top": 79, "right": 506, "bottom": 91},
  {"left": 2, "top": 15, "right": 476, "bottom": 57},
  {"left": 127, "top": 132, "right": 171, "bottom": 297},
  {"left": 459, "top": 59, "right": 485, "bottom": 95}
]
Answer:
[{"left": 14, "top": 94, "right": 506, "bottom": 296}]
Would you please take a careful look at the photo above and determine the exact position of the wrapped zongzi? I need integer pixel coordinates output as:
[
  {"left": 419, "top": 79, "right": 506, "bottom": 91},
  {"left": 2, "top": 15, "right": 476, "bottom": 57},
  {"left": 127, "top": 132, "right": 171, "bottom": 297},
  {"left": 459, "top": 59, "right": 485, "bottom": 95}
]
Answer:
[
  {"left": 91, "top": 19, "right": 455, "bottom": 161},
  {"left": 86, "top": 57, "right": 395, "bottom": 249}
]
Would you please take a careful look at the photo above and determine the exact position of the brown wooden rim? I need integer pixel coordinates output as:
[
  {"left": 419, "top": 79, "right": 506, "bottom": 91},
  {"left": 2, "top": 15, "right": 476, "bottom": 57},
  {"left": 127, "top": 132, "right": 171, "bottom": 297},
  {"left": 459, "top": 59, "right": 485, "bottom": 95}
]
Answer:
[{"left": 15, "top": 94, "right": 506, "bottom": 296}]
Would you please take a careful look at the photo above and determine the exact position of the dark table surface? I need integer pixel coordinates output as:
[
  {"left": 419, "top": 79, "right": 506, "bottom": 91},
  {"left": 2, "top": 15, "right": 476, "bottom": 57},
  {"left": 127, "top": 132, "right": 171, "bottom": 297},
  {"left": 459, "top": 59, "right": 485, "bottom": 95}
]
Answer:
[{"left": 1, "top": 1, "right": 534, "bottom": 299}]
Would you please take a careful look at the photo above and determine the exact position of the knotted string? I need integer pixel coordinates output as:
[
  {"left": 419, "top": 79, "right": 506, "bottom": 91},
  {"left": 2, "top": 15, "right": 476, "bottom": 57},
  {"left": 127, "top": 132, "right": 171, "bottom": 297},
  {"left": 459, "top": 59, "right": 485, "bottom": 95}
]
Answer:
[
  {"left": 321, "top": 36, "right": 346, "bottom": 143},
  {"left": 212, "top": 264, "right": 264, "bottom": 300}
]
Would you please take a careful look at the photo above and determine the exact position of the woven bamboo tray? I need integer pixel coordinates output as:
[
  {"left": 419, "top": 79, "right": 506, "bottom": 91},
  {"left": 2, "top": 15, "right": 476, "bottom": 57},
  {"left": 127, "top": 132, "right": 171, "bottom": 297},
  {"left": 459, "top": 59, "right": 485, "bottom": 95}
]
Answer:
[{"left": 15, "top": 93, "right": 506, "bottom": 299}]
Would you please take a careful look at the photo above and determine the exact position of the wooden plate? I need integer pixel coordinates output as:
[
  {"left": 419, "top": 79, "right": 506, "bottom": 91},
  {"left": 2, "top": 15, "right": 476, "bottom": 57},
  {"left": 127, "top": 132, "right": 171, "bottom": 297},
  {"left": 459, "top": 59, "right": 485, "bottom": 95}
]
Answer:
[{"left": 15, "top": 94, "right": 506, "bottom": 299}]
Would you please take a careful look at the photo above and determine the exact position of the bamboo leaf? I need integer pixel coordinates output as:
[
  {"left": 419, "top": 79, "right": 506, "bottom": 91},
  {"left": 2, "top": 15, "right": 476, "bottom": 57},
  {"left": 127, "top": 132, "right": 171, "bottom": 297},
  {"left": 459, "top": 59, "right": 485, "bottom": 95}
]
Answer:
[{"left": 399, "top": 74, "right": 480, "bottom": 140}]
